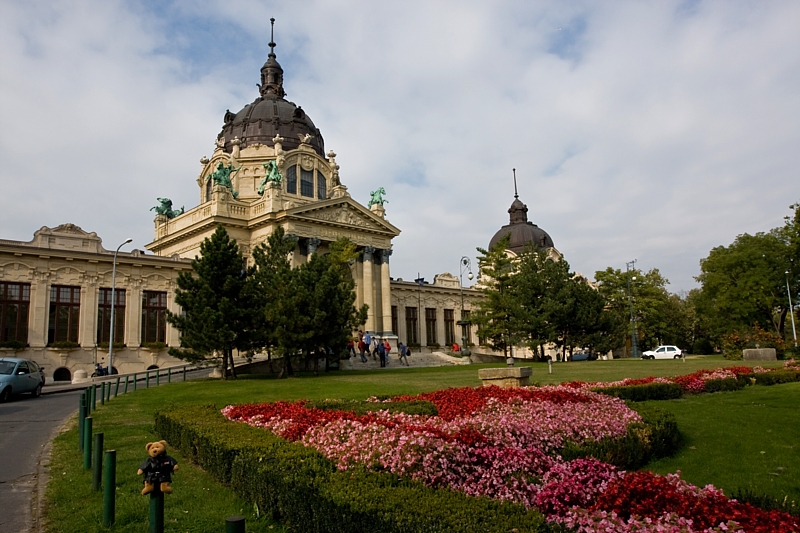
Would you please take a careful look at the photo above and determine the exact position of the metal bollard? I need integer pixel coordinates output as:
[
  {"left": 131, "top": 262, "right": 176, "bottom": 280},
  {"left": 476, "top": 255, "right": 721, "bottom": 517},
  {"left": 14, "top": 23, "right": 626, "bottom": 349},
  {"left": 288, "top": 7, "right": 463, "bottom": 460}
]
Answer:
[
  {"left": 124, "top": 375, "right": 129, "bottom": 394},
  {"left": 149, "top": 490, "right": 164, "bottom": 533},
  {"left": 183, "top": 366, "right": 186, "bottom": 381},
  {"left": 78, "top": 396, "right": 86, "bottom": 450},
  {"left": 156, "top": 369, "right": 160, "bottom": 386},
  {"left": 114, "top": 376, "right": 120, "bottom": 397},
  {"left": 91, "top": 384, "right": 97, "bottom": 411},
  {"left": 92, "top": 433, "right": 104, "bottom": 491},
  {"left": 168, "top": 368, "right": 171, "bottom": 383},
  {"left": 146, "top": 371, "right": 150, "bottom": 389},
  {"left": 226, "top": 516, "right": 246, "bottom": 533},
  {"left": 134, "top": 373, "right": 137, "bottom": 391},
  {"left": 100, "top": 382, "right": 106, "bottom": 406},
  {"left": 548, "top": 358, "right": 553, "bottom": 374},
  {"left": 83, "top": 417, "right": 93, "bottom": 470},
  {"left": 103, "top": 450, "right": 116, "bottom": 526}
]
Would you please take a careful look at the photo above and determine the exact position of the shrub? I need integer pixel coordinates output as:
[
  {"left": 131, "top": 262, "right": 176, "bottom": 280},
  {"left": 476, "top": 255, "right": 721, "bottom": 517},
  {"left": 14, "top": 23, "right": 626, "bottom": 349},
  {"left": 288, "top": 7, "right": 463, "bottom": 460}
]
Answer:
[
  {"left": 592, "top": 382, "right": 684, "bottom": 402},
  {"left": 703, "top": 377, "right": 745, "bottom": 393},
  {"left": 48, "top": 341, "right": 79, "bottom": 350},
  {"left": 560, "top": 405, "right": 680, "bottom": 470},
  {"left": 155, "top": 406, "right": 554, "bottom": 533},
  {"left": 142, "top": 341, "right": 167, "bottom": 351},
  {"left": 750, "top": 370, "right": 800, "bottom": 386},
  {"left": 0, "top": 340, "right": 27, "bottom": 350}
]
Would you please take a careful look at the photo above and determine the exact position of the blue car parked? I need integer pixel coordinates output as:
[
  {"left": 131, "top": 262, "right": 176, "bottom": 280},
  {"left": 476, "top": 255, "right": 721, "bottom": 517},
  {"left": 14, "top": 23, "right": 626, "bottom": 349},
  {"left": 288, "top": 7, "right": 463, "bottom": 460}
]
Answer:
[{"left": 0, "top": 357, "right": 46, "bottom": 402}]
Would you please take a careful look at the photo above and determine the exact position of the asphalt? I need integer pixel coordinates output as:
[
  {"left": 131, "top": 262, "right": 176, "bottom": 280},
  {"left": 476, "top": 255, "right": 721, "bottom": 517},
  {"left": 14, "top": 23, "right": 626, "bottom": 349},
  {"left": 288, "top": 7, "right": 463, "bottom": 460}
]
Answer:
[{"left": 0, "top": 366, "right": 211, "bottom": 533}]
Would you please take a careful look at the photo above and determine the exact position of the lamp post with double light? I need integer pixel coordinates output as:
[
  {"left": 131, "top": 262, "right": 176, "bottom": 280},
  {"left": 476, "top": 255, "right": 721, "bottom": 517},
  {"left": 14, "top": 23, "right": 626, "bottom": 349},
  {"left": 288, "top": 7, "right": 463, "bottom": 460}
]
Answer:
[
  {"left": 458, "top": 256, "right": 473, "bottom": 357},
  {"left": 626, "top": 260, "right": 640, "bottom": 358},
  {"left": 107, "top": 238, "right": 132, "bottom": 375}
]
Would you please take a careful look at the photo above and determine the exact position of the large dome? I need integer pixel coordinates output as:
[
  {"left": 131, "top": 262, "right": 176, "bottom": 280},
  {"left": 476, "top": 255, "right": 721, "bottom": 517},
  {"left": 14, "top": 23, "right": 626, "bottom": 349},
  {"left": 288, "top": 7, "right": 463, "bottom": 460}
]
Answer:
[
  {"left": 488, "top": 197, "right": 554, "bottom": 254},
  {"left": 217, "top": 39, "right": 325, "bottom": 157}
]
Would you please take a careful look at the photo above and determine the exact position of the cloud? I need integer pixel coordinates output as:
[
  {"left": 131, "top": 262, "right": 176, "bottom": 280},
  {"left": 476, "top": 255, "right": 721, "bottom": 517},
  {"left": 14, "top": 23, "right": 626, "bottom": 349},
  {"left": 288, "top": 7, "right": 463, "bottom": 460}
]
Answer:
[{"left": 1, "top": 0, "right": 799, "bottom": 292}]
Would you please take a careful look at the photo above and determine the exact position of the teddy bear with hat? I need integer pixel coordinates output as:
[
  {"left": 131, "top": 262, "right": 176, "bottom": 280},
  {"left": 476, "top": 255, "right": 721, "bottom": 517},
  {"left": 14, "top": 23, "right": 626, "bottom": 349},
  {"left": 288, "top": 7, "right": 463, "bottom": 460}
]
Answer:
[{"left": 137, "top": 440, "right": 179, "bottom": 495}]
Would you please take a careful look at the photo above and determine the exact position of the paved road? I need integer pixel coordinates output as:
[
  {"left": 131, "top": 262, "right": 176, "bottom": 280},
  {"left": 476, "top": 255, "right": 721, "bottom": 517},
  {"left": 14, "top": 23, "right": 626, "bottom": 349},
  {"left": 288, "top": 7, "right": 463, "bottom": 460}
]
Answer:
[
  {"left": 0, "top": 388, "right": 83, "bottom": 533},
  {"left": 0, "top": 367, "right": 212, "bottom": 532}
]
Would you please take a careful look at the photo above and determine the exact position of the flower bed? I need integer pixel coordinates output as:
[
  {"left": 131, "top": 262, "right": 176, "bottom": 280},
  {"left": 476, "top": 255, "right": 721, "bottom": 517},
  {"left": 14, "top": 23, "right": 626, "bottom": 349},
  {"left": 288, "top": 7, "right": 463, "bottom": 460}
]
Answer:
[{"left": 222, "top": 386, "right": 798, "bottom": 532}]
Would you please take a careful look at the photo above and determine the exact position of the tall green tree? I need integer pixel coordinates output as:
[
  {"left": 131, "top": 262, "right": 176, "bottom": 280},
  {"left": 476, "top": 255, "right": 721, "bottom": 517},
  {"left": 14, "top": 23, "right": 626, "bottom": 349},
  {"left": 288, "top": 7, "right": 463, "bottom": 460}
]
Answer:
[
  {"left": 473, "top": 235, "right": 522, "bottom": 356},
  {"left": 249, "top": 227, "right": 367, "bottom": 377},
  {"left": 167, "top": 225, "right": 253, "bottom": 378}
]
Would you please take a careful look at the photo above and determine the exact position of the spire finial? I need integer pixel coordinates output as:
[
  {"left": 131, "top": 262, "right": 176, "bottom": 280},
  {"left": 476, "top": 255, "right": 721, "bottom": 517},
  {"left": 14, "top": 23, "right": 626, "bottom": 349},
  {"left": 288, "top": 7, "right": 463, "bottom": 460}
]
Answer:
[
  {"left": 269, "top": 17, "right": 276, "bottom": 58},
  {"left": 512, "top": 168, "right": 518, "bottom": 199}
]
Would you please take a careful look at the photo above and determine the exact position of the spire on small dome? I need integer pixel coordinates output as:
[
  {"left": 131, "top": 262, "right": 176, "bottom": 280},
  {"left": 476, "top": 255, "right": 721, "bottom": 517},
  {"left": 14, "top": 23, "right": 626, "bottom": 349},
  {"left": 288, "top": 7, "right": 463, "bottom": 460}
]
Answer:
[
  {"left": 508, "top": 168, "right": 528, "bottom": 224},
  {"left": 513, "top": 168, "right": 519, "bottom": 199},
  {"left": 259, "top": 18, "right": 286, "bottom": 98}
]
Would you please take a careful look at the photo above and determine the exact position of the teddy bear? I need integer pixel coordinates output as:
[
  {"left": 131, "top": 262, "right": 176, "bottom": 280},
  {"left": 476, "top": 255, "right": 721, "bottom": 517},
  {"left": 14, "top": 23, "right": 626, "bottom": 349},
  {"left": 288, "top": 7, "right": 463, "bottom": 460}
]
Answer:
[{"left": 137, "top": 440, "right": 179, "bottom": 495}]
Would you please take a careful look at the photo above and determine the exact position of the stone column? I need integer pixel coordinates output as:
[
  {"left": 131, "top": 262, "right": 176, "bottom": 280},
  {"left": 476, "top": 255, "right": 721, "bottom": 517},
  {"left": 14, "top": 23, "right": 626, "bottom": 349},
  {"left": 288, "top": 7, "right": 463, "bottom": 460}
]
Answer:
[
  {"left": 362, "top": 247, "right": 375, "bottom": 333},
  {"left": 379, "top": 249, "right": 393, "bottom": 335},
  {"left": 127, "top": 281, "right": 142, "bottom": 348},
  {"left": 79, "top": 284, "right": 99, "bottom": 348},
  {"left": 397, "top": 302, "right": 407, "bottom": 345},
  {"left": 28, "top": 274, "right": 50, "bottom": 348}
]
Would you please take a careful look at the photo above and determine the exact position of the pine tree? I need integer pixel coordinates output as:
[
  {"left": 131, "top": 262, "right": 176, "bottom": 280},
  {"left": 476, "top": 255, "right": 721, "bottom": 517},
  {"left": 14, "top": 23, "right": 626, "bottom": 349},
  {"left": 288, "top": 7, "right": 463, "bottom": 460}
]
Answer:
[{"left": 167, "top": 225, "right": 252, "bottom": 378}]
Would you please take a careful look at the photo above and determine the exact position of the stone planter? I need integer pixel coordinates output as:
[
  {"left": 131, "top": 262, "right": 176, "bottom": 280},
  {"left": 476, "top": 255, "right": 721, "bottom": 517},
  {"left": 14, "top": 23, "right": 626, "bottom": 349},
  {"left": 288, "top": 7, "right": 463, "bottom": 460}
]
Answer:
[{"left": 477, "top": 366, "right": 532, "bottom": 388}]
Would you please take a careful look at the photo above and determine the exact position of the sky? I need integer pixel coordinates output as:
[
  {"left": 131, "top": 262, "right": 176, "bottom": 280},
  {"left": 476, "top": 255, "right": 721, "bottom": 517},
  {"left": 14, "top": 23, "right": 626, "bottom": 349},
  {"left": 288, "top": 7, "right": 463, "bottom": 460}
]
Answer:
[{"left": 1, "top": 0, "right": 799, "bottom": 293}]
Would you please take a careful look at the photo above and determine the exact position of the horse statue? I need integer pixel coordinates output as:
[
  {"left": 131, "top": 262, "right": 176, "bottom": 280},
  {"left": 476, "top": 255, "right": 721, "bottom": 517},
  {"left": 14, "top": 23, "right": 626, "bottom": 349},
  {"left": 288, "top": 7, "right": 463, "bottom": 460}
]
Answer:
[
  {"left": 206, "top": 161, "right": 241, "bottom": 198},
  {"left": 368, "top": 187, "right": 387, "bottom": 207},
  {"left": 258, "top": 160, "right": 283, "bottom": 196},
  {"left": 150, "top": 198, "right": 184, "bottom": 219}
]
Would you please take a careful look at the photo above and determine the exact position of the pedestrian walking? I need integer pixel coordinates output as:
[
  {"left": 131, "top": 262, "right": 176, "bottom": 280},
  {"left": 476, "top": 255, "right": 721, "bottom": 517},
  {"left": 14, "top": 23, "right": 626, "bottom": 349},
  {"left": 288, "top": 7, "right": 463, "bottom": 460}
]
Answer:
[
  {"left": 357, "top": 339, "right": 367, "bottom": 362},
  {"left": 398, "top": 342, "right": 409, "bottom": 366},
  {"left": 383, "top": 339, "right": 391, "bottom": 366},
  {"left": 370, "top": 337, "right": 379, "bottom": 360},
  {"left": 347, "top": 338, "right": 356, "bottom": 358},
  {"left": 377, "top": 341, "right": 386, "bottom": 367}
]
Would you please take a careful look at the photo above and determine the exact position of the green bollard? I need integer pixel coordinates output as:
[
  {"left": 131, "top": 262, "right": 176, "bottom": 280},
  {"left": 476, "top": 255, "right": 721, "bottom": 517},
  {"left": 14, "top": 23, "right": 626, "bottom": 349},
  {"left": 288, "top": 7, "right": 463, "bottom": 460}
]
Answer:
[
  {"left": 226, "top": 516, "right": 246, "bottom": 533},
  {"left": 183, "top": 366, "right": 186, "bottom": 381},
  {"left": 107, "top": 381, "right": 112, "bottom": 402},
  {"left": 91, "top": 384, "right": 97, "bottom": 411},
  {"left": 103, "top": 450, "right": 116, "bottom": 526},
  {"left": 124, "top": 375, "right": 129, "bottom": 394},
  {"left": 149, "top": 490, "right": 164, "bottom": 533},
  {"left": 134, "top": 373, "right": 137, "bottom": 391},
  {"left": 156, "top": 369, "right": 160, "bottom": 386},
  {"left": 114, "top": 377, "right": 120, "bottom": 397},
  {"left": 83, "top": 417, "right": 93, "bottom": 470},
  {"left": 100, "top": 382, "right": 105, "bottom": 406},
  {"left": 168, "top": 368, "right": 171, "bottom": 383},
  {"left": 146, "top": 371, "right": 150, "bottom": 389},
  {"left": 92, "top": 433, "right": 104, "bottom": 491},
  {"left": 78, "top": 397, "right": 86, "bottom": 450}
]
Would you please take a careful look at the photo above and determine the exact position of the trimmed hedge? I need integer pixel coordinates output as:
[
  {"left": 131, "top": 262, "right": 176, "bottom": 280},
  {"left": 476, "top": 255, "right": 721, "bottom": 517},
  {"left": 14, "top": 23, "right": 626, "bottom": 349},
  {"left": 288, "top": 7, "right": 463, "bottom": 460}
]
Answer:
[
  {"left": 749, "top": 370, "right": 800, "bottom": 386},
  {"left": 155, "top": 405, "right": 556, "bottom": 533},
  {"left": 561, "top": 404, "right": 680, "bottom": 470},
  {"left": 702, "top": 377, "right": 745, "bottom": 393},
  {"left": 592, "top": 382, "right": 684, "bottom": 402}
]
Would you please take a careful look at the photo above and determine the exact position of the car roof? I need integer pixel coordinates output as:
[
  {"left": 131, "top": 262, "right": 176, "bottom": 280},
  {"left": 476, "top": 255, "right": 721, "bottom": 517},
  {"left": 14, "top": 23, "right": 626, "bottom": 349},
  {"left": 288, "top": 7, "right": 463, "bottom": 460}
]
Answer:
[{"left": 0, "top": 357, "right": 26, "bottom": 363}]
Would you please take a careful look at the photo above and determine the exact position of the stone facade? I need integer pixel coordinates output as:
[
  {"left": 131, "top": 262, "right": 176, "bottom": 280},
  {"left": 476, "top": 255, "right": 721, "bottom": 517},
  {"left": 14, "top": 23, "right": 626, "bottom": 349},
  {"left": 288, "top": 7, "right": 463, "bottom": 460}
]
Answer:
[{"left": 0, "top": 224, "right": 192, "bottom": 382}]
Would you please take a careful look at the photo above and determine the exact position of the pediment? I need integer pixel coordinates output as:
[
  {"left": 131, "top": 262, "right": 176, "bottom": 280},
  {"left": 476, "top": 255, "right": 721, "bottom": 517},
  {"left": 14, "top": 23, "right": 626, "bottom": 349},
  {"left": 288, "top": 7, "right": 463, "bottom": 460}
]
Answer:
[{"left": 287, "top": 199, "right": 400, "bottom": 236}]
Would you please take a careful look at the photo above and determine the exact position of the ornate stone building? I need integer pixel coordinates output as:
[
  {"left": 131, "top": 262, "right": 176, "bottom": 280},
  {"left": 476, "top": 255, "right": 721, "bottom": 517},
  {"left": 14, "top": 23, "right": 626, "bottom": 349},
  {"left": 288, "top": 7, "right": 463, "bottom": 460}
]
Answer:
[{"left": 0, "top": 35, "right": 563, "bottom": 382}]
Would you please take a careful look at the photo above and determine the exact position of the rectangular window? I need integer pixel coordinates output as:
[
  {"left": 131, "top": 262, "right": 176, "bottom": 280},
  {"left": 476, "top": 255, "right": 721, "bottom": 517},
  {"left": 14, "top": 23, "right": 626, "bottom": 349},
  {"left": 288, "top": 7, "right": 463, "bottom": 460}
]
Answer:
[
  {"left": 0, "top": 282, "right": 30, "bottom": 343},
  {"left": 317, "top": 170, "right": 327, "bottom": 199},
  {"left": 461, "top": 309, "right": 472, "bottom": 344},
  {"left": 405, "top": 306, "right": 418, "bottom": 345},
  {"left": 286, "top": 165, "right": 297, "bottom": 194},
  {"left": 391, "top": 305, "right": 398, "bottom": 335},
  {"left": 141, "top": 291, "right": 167, "bottom": 344},
  {"left": 300, "top": 168, "right": 314, "bottom": 197},
  {"left": 97, "top": 288, "right": 125, "bottom": 344},
  {"left": 49, "top": 285, "right": 81, "bottom": 344},
  {"left": 425, "top": 307, "right": 437, "bottom": 346},
  {"left": 444, "top": 309, "right": 455, "bottom": 346}
]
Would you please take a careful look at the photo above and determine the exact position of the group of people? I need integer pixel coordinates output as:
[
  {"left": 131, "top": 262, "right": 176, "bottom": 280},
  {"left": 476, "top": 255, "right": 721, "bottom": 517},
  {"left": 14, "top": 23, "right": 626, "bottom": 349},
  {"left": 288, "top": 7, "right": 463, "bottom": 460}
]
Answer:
[{"left": 347, "top": 331, "right": 411, "bottom": 367}]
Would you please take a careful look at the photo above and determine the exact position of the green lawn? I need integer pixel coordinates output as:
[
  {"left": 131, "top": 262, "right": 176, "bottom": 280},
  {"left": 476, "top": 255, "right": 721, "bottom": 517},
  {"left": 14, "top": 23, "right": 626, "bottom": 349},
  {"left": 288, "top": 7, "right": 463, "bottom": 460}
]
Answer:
[{"left": 44, "top": 356, "right": 792, "bottom": 532}]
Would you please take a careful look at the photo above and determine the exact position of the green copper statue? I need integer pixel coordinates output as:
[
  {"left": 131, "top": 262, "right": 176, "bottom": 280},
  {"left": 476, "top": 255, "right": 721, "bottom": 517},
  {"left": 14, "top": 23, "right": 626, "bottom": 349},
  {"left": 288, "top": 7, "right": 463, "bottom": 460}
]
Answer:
[
  {"left": 368, "top": 187, "right": 387, "bottom": 207},
  {"left": 206, "top": 162, "right": 241, "bottom": 199},
  {"left": 151, "top": 198, "right": 184, "bottom": 219},
  {"left": 258, "top": 160, "right": 283, "bottom": 196}
]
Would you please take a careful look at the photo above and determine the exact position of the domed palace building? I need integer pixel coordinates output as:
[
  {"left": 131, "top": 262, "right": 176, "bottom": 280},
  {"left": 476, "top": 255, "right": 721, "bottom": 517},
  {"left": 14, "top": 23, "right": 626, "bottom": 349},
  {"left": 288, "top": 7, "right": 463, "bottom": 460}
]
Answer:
[{"left": 0, "top": 33, "right": 558, "bottom": 382}]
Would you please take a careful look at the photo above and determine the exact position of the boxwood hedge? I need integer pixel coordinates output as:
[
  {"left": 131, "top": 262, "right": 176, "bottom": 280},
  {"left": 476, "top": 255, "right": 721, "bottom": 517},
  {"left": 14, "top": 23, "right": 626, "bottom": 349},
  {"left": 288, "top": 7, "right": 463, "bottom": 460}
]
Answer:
[
  {"left": 155, "top": 405, "right": 559, "bottom": 533},
  {"left": 592, "top": 382, "right": 684, "bottom": 402}
]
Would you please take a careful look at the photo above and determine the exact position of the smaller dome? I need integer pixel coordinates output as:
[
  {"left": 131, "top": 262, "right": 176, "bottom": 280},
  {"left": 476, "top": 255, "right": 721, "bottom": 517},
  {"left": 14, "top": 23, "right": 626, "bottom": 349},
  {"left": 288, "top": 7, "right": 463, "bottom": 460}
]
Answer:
[{"left": 488, "top": 196, "right": 554, "bottom": 254}]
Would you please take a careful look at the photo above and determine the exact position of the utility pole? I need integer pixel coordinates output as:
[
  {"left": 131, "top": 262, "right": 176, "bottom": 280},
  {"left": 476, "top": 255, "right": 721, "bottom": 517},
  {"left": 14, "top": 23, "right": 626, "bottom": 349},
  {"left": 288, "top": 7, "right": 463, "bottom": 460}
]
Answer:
[{"left": 626, "top": 260, "right": 640, "bottom": 359}]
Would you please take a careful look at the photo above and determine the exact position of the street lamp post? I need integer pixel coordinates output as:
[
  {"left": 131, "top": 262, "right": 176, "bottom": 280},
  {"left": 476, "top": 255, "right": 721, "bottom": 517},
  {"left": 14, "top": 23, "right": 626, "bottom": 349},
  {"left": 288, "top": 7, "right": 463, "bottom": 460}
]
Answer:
[
  {"left": 787, "top": 271, "right": 798, "bottom": 348},
  {"left": 626, "top": 260, "right": 640, "bottom": 359},
  {"left": 458, "top": 257, "right": 473, "bottom": 357},
  {"left": 108, "top": 238, "right": 133, "bottom": 375}
]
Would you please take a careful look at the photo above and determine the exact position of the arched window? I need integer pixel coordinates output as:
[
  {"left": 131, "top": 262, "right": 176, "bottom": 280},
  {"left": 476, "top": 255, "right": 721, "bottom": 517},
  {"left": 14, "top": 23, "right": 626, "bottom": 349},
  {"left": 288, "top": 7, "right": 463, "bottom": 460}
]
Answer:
[
  {"left": 317, "top": 171, "right": 327, "bottom": 199},
  {"left": 300, "top": 168, "right": 314, "bottom": 197},
  {"left": 205, "top": 178, "right": 212, "bottom": 202},
  {"left": 53, "top": 367, "right": 71, "bottom": 382},
  {"left": 147, "top": 364, "right": 159, "bottom": 370},
  {"left": 286, "top": 165, "right": 297, "bottom": 194}
]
